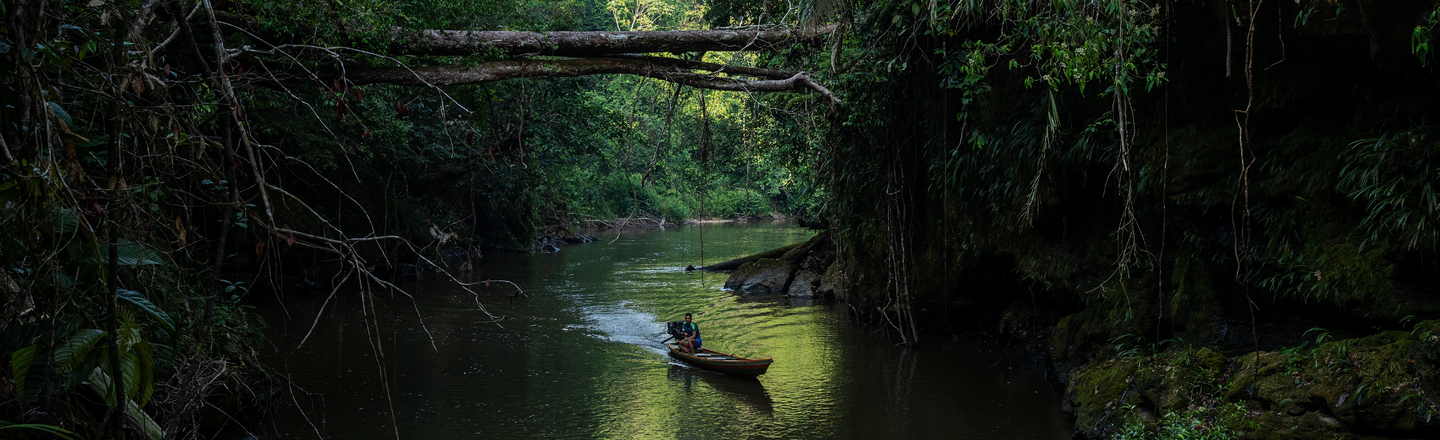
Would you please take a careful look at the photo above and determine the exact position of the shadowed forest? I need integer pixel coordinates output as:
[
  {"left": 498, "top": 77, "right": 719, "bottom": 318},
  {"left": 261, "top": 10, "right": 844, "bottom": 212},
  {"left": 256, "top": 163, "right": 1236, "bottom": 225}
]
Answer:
[{"left": 2, "top": 0, "right": 1439, "bottom": 438}]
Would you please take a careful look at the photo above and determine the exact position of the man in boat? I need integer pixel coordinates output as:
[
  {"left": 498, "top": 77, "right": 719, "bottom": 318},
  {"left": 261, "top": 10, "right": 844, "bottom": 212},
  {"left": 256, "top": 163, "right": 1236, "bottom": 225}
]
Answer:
[{"left": 677, "top": 313, "right": 702, "bottom": 354}]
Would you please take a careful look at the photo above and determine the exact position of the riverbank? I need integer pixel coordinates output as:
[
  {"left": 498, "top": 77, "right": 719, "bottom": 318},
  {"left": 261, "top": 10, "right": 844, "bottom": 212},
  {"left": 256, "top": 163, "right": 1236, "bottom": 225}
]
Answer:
[
  {"left": 714, "top": 234, "right": 1440, "bottom": 439},
  {"left": 573, "top": 213, "right": 802, "bottom": 232}
]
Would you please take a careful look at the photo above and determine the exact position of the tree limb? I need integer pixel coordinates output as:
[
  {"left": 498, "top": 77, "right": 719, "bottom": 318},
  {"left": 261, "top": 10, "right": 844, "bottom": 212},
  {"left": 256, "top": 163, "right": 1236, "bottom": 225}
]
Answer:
[
  {"left": 601, "top": 54, "right": 795, "bottom": 79},
  {"left": 393, "top": 25, "right": 838, "bottom": 57},
  {"left": 328, "top": 58, "right": 842, "bottom": 104}
]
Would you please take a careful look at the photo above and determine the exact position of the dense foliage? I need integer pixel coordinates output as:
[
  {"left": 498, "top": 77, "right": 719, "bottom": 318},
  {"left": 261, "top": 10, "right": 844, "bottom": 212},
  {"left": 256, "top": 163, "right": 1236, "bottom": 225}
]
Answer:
[
  {"left": 1, "top": 0, "right": 824, "bottom": 437},
  {"left": 5, "top": 0, "right": 1440, "bottom": 437},
  {"left": 808, "top": 0, "right": 1440, "bottom": 437}
]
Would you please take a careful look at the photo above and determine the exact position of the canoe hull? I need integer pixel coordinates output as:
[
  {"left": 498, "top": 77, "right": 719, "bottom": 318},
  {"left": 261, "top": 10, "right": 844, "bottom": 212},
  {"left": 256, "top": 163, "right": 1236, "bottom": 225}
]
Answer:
[{"left": 667, "top": 343, "right": 773, "bottom": 377}]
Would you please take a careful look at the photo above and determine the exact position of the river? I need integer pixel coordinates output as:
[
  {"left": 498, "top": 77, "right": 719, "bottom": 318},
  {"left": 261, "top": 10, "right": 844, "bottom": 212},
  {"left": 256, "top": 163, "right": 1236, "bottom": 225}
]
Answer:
[{"left": 256, "top": 222, "right": 1073, "bottom": 439}]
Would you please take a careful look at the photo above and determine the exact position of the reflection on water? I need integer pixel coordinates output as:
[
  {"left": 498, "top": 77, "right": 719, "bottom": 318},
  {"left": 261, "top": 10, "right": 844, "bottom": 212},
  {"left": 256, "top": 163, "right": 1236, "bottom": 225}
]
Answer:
[
  {"left": 256, "top": 222, "right": 1072, "bottom": 439},
  {"left": 667, "top": 365, "right": 774, "bottom": 415}
]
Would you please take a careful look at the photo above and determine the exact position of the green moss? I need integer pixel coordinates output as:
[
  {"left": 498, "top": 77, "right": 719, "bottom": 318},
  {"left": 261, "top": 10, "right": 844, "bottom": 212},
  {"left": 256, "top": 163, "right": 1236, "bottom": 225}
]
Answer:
[
  {"left": 1068, "top": 323, "right": 1440, "bottom": 439},
  {"left": 1069, "top": 358, "right": 1142, "bottom": 433}
]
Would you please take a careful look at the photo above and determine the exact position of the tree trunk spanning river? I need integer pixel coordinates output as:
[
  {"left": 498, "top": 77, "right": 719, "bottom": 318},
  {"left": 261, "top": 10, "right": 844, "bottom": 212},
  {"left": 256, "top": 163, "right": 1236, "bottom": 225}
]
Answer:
[{"left": 255, "top": 223, "right": 1071, "bottom": 438}]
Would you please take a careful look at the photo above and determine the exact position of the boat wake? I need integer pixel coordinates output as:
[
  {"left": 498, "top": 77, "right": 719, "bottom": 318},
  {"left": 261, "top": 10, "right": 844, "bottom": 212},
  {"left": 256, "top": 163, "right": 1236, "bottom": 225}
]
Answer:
[{"left": 575, "top": 301, "right": 669, "bottom": 355}]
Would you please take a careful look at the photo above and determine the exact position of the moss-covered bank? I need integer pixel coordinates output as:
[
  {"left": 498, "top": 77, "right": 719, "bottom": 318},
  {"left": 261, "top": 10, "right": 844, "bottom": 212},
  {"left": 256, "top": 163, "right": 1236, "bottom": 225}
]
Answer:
[{"left": 1066, "top": 322, "right": 1440, "bottom": 439}]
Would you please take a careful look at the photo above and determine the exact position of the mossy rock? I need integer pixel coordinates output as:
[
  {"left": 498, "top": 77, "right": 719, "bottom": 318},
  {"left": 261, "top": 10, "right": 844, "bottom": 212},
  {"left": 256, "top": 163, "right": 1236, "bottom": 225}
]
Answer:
[
  {"left": 1136, "top": 348, "right": 1227, "bottom": 412},
  {"left": 1049, "top": 304, "right": 1135, "bottom": 368},
  {"left": 816, "top": 262, "right": 848, "bottom": 301},
  {"left": 1067, "top": 358, "right": 1142, "bottom": 434},
  {"left": 723, "top": 258, "right": 795, "bottom": 295},
  {"left": 788, "top": 269, "right": 821, "bottom": 299},
  {"left": 1219, "top": 322, "right": 1440, "bottom": 437},
  {"left": 1049, "top": 313, "right": 1079, "bottom": 362}
]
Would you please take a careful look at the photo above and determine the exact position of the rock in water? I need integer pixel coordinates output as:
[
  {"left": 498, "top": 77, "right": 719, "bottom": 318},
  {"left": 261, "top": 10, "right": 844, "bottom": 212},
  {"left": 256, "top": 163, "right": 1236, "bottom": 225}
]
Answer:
[
  {"left": 787, "top": 270, "right": 821, "bottom": 299},
  {"left": 724, "top": 258, "right": 796, "bottom": 295},
  {"left": 816, "top": 263, "right": 847, "bottom": 301}
]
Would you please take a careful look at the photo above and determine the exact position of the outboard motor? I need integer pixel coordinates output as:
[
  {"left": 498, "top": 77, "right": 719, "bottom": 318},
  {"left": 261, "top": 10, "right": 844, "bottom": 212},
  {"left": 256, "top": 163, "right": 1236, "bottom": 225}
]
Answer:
[{"left": 666, "top": 321, "right": 686, "bottom": 339}]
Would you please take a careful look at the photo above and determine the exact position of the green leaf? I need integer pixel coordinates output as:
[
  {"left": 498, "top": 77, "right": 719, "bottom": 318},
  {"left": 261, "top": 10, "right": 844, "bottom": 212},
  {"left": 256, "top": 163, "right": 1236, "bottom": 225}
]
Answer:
[
  {"left": 87, "top": 366, "right": 118, "bottom": 407},
  {"left": 133, "top": 340, "right": 155, "bottom": 407},
  {"left": 53, "top": 328, "right": 105, "bottom": 376},
  {"left": 116, "top": 240, "right": 163, "bottom": 266},
  {"left": 10, "top": 345, "right": 37, "bottom": 403},
  {"left": 84, "top": 367, "right": 165, "bottom": 440},
  {"left": 116, "top": 318, "right": 142, "bottom": 355},
  {"left": 117, "top": 289, "right": 176, "bottom": 336},
  {"left": 128, "top": 399, "right": 164, "bottom": 440},
  {"left": 51, "top": 207, "right": 80, "bottom": 237},
  {"left": 121, "top": 349, "right": 140, "bottom": 404},
  {"left": 0, "top": 322, "right": 48, "bottom": 353},
  {"left": 0, "top": 422, "right": 82, "bottom": 440},
  {"left": 46, "top": 102, "right": 74, "bottom": 130}
]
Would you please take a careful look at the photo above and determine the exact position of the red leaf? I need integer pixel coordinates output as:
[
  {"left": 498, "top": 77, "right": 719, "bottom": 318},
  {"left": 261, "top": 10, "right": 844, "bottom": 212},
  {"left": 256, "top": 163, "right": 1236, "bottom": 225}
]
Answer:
[{"left": 255, "top": 242, "right": 266, "bottom": 260}]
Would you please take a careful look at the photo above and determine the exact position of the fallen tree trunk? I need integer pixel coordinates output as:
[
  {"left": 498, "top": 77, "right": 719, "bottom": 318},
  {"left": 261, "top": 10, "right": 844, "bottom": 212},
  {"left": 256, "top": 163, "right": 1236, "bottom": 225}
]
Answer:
[
  {"left": 325, "top": 58, "right": 841, "bottom": 104},
  {"left": 393, "top": 26, "right": 837, "bottom": 57},
  {"left": 697, "top": 241, "right": 804, "bottom": 272}
]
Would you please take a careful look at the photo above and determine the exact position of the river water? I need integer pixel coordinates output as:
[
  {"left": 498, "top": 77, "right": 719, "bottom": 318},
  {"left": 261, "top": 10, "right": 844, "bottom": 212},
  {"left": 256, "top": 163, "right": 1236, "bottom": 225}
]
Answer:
[{"left": 256, "top": 222, "right": 1072, "bottom": 439}]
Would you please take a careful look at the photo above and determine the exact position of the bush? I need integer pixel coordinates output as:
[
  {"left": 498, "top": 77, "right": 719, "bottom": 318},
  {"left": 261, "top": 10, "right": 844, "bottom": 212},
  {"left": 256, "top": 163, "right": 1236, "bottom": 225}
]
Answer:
[{"left": 704, "top": 188, "right": 771, "bottom": 217}]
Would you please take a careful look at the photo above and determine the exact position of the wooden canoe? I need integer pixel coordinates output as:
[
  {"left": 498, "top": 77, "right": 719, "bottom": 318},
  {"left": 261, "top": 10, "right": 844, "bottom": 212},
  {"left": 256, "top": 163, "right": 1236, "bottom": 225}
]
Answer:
[{"left": 666, "top": 343, "right": 773, "bottom": 377}]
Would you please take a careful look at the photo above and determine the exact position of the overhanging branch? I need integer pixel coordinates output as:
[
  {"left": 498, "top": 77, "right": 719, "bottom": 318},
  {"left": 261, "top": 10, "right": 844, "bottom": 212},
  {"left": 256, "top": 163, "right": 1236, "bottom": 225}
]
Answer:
[
  {"left": 331, "top": 57, "right": 841, "bottom": 105},
  {"left": 601, "top": 54, "right": 796, "bottom": 79},
  {"left": 393, "top": 25, "right": 837, "bottom": 57}
]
